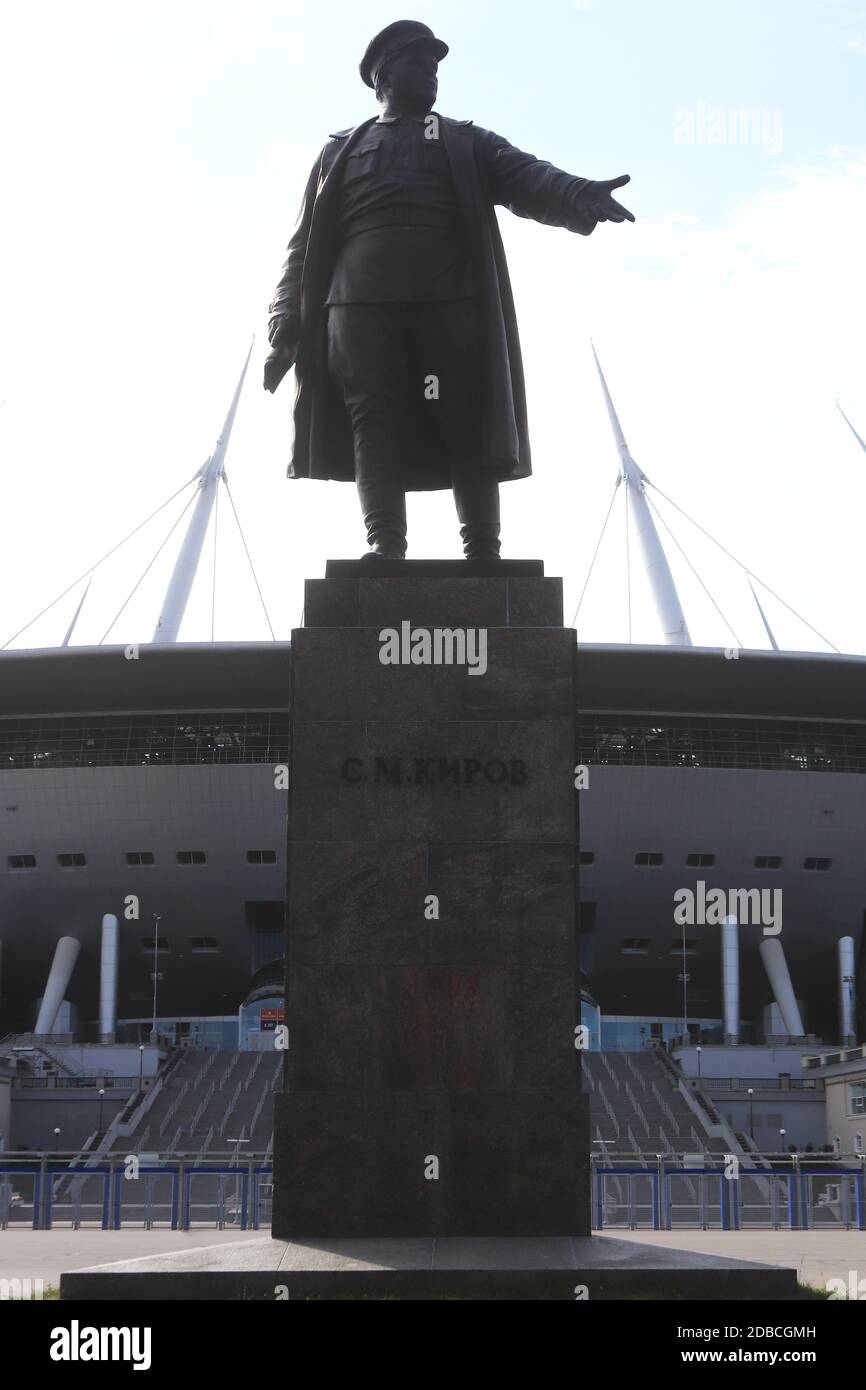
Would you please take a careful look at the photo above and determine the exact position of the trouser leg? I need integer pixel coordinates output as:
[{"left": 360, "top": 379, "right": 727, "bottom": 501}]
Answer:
[
  {"left": 453, "top": 469, "right": 502, "bottom": 560},
  {"left": 412, "top": 299, "right": 502, "bottom": 558},
  {"left": 327, "top": 304, "right": 409, "bottom": 557}
]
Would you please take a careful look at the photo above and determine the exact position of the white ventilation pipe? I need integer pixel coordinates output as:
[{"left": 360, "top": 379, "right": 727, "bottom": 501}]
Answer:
[
  {"left": 34, "top": 937, "right": 81, "bottom": 1036},
  {"left": 759, "top": 938, "right": 805, "bottom": 1038},
  {"left": 720, "top": 916, "right": 740, "bottom": 1044},
  {"left": 99, "top": 913, "right": 119, "bottom": 1044},
  {"left": 838, "top": 936, "right": 856, "bottom": 1047}
]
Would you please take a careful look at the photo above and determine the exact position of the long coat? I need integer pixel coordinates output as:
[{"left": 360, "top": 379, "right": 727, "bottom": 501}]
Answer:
[{"left": 268, "top": 116, "right": 598, "bottom": 491}]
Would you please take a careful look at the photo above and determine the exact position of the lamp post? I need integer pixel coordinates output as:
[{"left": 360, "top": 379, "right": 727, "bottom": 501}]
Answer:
[
  {"left": 98, "top": 1087, "right": 105, "bottom": 1134},
  {"left": 150, "top": 914, "right": 163, "bottom": 1044},
  {"left": 780, "top": 1127, "right": 787, "bottom": 1154},
  {"left": 53, "top": 1126, "right": 61, "bottom": 1153},
  {"left": 226, "top": 1137, "right": 250, "bottom": 1224},
  {"left": 748, "top": 1087, "right": 755, "bottom": 1142},
  {"left": 696, "top": 1045, "right": 702, "bottom": 1081},
  {"left": 679, "top": 922, "right": 690, "bottom": 1041},
  {"left": 138, "top": 1044, "right": 145, "bottom": 1091}
]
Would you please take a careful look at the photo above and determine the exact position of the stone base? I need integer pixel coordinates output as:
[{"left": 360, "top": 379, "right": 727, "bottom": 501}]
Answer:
[
  {"left": 325, "top": 560, "right": 545, "bottom": 579},
  {"left": 273, "top": 1090, "right": 591, "bottom": 1239},
  {"left": 60, "top": 1235, "right": 800, "bottom": 1301},
  {"left": 278, "top": 568, "right": 585, "bottom": 1240}
]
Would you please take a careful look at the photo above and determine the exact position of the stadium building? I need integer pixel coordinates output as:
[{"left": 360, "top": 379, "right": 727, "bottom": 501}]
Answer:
[{"left": 0, "top": 350, "right": 862, "bottom": 1177}]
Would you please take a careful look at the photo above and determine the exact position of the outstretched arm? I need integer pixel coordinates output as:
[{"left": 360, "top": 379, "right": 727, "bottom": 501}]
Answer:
[{"left": 479, "top": 128, "right": 634, "bottom": 236}]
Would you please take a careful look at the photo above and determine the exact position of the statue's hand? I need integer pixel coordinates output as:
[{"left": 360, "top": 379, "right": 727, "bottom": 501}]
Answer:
[
  {"left": 573, "top": 174, "right": 635, "bottom": 224},
  {"left": 263, "top": 344, "right": 295, "bottom": 394}
]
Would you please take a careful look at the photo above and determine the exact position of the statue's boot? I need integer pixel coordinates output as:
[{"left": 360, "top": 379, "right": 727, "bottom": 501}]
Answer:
[
  {"left": 357, "top": 476, "right": 408, "bottom": 560},
  {"left": 460, "top": 523, "right": 502, "bottom": 560},
  {"left": 454, "top": 469, "right": 502, "bottom": 560}
]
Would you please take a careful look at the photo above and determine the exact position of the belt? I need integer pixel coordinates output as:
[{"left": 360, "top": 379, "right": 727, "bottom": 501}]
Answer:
[{"left": 342, "top": 207, "right": 464, "bottom": 237}]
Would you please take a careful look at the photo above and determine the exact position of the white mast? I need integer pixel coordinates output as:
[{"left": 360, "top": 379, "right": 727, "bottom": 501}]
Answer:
[
  {"left": 837, "top": 401, "right": 866, "bottom": 457},
  {"left": 592, "top": 347, "right": 692, "bottom": 647},
  {"left": 152, "top": 339, "right": 254, "bottom": 645},
  {"left": 747, "top": 577, "right": 779, "bottom": 652},
  {"left": 61, "top": 574, "right": 93, "bottom": 647}
]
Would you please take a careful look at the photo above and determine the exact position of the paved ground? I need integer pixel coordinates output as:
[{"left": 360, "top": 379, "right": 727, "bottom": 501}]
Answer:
[
  {"left": 598, "top": 1229, "right": 866, "bottom": 1292},
  {"left": 0, "top": 1229, "right": 258, "bottom": 1289},
  {"left": 0, "top": 1227, "right": 864, "bottom": 1292}
]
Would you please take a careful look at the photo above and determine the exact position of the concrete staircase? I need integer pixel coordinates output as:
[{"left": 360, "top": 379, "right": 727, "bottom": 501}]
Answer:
[
  {"left": 110, "top": 1051, "right": 282, "bottom": 1158},
  {"left": 583, "top": 1050, "right": 738, "bottom": 1161}
]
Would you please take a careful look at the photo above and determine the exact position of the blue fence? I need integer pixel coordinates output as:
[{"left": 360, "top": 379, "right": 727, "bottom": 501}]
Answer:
[
  {"left": 2, "top": 1156, "right": 865, "bottom": 1231},
  {"left": 0, "top": 1159, "right": 273, "bottom": 1231},
  {"left": 594, "top": 1163, "right": 866, "bottom": 1232}
]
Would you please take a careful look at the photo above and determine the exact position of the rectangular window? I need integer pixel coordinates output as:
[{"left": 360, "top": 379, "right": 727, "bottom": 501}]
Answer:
[
  {"left": 635, "top": 852, "right": 664, "bottom": 867},
  {"left": 804, "top": 857, "right": 832, "bottom": 871},
  {"left": 190, "top": 937, "right": 219, "bottom": 953},
  {"left": 141, "top": 937, "right": 170, "bottom": 953},
  {"left": 247, "top": 850, "right": 277, "bottom": 865},
  {"left": 671, "top": 940, "right": 697, "bottom": 954},
  {"left": 754, "top": 855, "right": 783, "bottom": 869},
  {"left": 579, "top": 852, "right": 595, "bottom": 866},
  {"left": 177, "top": 851, "right": 206, "bottom": 866},
  {"left": 686, "top": 853, "right": 716, "bottom": 868},
  {"left": 622, "top": 938, "right": 651, "bottom": 953},
  {"left": 126, "top": 851, "right": 155, "bottom": 866},
  {"left": 57, "top": 853, "right": 86, "bottom": 868},
  {"left": 8, "top": 854, "right": 36, "bottom": 869},
  {"left": 850, "top": 1082, "right": 866, "bottom": 1116}
]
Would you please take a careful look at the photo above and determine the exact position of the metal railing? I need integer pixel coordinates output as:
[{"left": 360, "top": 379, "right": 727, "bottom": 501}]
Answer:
[
  {"left": 2, "top": 1152, "right": 863, "bottom": 1232},
  {"left": 15, "top": 1075, "right": 137, "bottom": 1091},
  {"left": 701, "top": 1077, "right": 825, "bottom": 1091},
  {"left": 0, "top": 712, "right": 289, "bottom": 770},
  {"left": 578, "top": 713, "right": 866, "bottom": 775},
  {"left": 592, "top": 1153, "right": 866, "bottom": 1231}
]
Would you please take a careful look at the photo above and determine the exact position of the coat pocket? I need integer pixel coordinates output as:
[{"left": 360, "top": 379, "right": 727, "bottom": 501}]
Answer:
[{"left": 343, "top": 138, "right": 382, "bottom": 184}]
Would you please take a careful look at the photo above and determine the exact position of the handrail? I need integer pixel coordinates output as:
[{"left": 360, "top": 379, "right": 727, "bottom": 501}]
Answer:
[
  {"left": 622, "top": 1053, "right": 648, "bottom": 1091},
  {"left": 651, "top": 1080, "right": 679, "bottom": 1128},
  {"left": 623, "top": 1081, "right": 651, "bottom": 1134},
  {"left": 187, "top": 1080, "right": 216, "bottom": 1134},
  {"left": 218, "top": 1078, "right": 243, "bottom": 1136}
]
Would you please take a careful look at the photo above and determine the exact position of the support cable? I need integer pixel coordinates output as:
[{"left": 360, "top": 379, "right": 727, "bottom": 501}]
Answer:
[
  {"left": 1, "top": 473, "right": 201, "bottom": 649},
  {"left": 99, "top": 488, "right": 199, "bottom": 644},
  {"left": 644, "top": 491, "right": 743, "bottom": 649},
  {"left": 223, "top": 481, "right": 276, "bottom": 641},
  {"left": 644, "top": 480, "right": 840, "bottom": 654},
  {"left": 570, "top": 477, "right": 621, "bottom": 629}
]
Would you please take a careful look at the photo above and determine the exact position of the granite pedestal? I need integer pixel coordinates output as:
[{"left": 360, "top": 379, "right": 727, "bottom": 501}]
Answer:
[
  {"left": 60, "top": 1234, "right": 801, "bottom": 1301},
  {"left": 273, "top": 563, "right": 589, "bottom": 1238}
]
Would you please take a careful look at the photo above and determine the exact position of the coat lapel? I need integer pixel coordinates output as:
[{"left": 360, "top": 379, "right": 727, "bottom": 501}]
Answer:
[
  {"left": 300, "top": 117, "right": 379, "bottom": 324},
  {"left": 439, "top": 119, "right": 479, "bottom": 244}
]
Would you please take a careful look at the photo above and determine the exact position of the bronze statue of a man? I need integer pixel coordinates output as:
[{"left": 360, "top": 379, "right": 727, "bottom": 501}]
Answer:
[{"left": 264, "top": 19, "right": 634, "bottom": 560}]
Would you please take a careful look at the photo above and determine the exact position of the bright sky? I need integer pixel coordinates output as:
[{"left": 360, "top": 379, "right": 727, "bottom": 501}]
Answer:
[{"left": 1, "top": 0, "right": 865, "bottom": 652}]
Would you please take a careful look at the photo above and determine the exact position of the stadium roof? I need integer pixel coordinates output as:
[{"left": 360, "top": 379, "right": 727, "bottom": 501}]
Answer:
[{"left": 1, "top": 642, "right": 866, "bottom": 722}]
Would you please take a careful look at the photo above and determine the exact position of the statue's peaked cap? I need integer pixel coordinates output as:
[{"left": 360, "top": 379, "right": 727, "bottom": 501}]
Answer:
[{"left": 360, "top": 20, "right": 449, "bottom": 89}]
